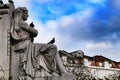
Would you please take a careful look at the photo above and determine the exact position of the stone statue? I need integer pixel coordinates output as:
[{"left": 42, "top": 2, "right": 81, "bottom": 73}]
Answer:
[
  {"left": 59, "top": 50, "right": 84, "bottom": 58},
  {"left": 10, "top": 7, "right": 71, "bottom": 80}
]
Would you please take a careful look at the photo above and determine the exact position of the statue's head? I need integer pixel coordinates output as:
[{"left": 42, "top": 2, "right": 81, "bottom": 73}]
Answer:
[{"left": 13, "top": 7, "right": 28, "bottom": 21}]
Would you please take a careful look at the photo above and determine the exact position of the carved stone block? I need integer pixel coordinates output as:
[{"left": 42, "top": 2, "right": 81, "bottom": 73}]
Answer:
[{"left": 0, "top": 8, "right": 11, "bottom": 80}]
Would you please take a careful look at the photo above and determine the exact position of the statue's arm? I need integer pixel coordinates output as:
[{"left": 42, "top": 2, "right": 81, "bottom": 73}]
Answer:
[
  {"left": 19, "top": 35, "right": 29, "bottom": 41},
  {"left": 20, "top": 22, "right": 38, "bottom": 37}
]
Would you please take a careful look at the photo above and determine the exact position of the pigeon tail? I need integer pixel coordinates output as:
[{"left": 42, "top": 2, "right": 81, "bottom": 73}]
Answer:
[{"left": 47, "top": 37, "right": 55, "bottom": 44}]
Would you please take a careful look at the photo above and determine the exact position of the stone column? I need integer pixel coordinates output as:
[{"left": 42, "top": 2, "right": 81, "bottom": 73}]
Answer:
[{"left": 0, "top": 7, "right": 12, "bottom": 79}]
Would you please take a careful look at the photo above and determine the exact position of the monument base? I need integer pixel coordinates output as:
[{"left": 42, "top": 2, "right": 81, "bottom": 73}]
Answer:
[{"left": 34, "top": 75, "right": 75, "bottom": 80}]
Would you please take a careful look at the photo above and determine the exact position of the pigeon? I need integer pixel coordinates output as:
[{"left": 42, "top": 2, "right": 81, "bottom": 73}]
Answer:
[
  {"left": 47, "top": 37, "right": 55, "bottom": 44},
  {"left": 8, "top": 0, "right": 14, "bottom": 3},
  {"left": 30, "top": 22, "right": 34, "bottom": 28}
]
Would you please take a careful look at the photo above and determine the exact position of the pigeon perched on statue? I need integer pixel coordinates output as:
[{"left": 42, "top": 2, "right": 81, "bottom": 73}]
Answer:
[
  {"left": 30, "top": 22, "right": 34, "bottom": 28},
  {"left": 48, "top": 37, "right": 55, "bottom": 44},
  {"left": 29, "top": 22, "right": 35, "bottom": 42}
]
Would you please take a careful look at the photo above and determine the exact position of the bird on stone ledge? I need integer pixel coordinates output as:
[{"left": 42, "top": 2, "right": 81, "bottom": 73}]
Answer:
[
  {"left": 30, "top": 22, "right": 35, "bottom": 28},
  {"left": 48, "top": 37, "right": 55, "bottom": 44}
]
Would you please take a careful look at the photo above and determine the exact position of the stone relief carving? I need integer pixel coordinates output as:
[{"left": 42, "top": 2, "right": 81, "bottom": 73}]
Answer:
[{"left": 0, "top": 66, "right": 5, "bottom": 79}]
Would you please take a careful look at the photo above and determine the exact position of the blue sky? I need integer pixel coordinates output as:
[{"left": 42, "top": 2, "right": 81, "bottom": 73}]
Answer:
[{"left": 3, "top": 0, "right": 120, "bottom": 61}]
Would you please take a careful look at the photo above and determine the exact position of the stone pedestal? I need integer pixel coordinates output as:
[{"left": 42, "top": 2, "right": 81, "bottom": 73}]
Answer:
[
  {"left": 0, "top": 8, "right": 12, "bottom": 79},
  {"left": 34, "top": 75, "right": 75, "bottom": 80}
]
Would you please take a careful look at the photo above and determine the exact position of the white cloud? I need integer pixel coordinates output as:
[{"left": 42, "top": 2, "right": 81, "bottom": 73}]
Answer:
[
  {"left": 87, "top": 0, "right": 106, "bottom": 5},
  {"left": 2, "top": 0, "right": 7, "bottom": 3},
  {"left": 34, "top": 21, "right": 52, "bottom": 43},
  {"left": 84, "top": 42, "right": 120, "bottom": 61},
  {"left": 73, "top": 8, "right": 94, "bottom": 21},
  {"left": 33, "top": 19, "right": 59, "bottom": 43},
  {"left": 86, "top": 42, "right": 111, "bottom": 50},
  {"left": 14, "top": 0, "right": 29, "bottom": 3},
  {"left": 58, "top": 8, "right": 94, "bottom": 29},
  {"left": 59, "top": 16, "right": 75, "bottom": 28},
  {"left": 45, "top": 20, "right": 58, "bottom": 31},
  {"left": 36, "top": 0, "right": 51, "bottom": 3},
  {"left": 87, "top": 0, "right": 101, "bottom": 4}
]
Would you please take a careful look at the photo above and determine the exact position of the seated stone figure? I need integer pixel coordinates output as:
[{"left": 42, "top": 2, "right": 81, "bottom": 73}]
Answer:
[{"left": 11, "top": 7, "right": 70, "bottom": 80}]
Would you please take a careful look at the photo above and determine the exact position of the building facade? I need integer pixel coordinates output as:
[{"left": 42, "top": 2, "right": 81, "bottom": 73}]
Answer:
[{"left": 59, "top": 50, "right": 120, "bottom": 80}]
